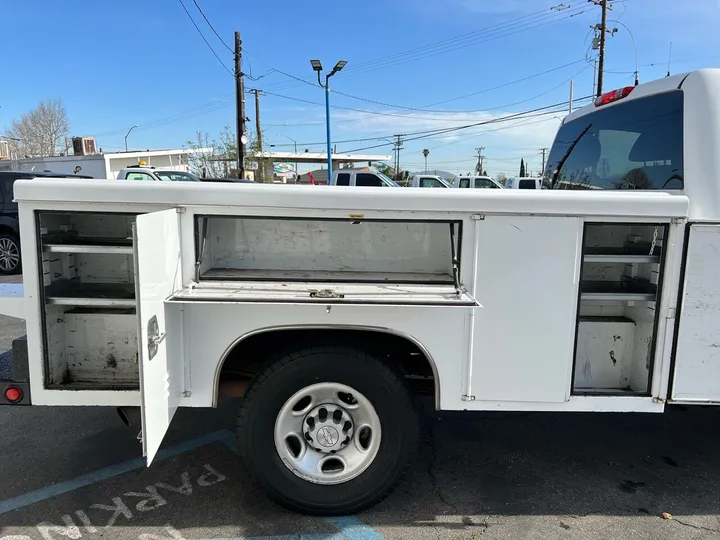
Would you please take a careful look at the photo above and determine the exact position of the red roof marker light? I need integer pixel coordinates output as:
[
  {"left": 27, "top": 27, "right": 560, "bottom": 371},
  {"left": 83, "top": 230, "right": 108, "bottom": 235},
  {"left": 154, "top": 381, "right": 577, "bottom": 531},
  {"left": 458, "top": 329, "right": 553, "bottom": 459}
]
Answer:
[
  {"left": 5, "top": 386, "right": 22, "bottom": 403},
  {"left": 595, "top": 86, "right": 635, "bottom": 107}
]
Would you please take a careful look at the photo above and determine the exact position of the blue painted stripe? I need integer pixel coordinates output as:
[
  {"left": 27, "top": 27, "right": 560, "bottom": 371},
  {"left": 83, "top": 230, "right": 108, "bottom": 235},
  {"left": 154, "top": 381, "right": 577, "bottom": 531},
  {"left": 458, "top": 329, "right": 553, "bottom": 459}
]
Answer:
[
  {"left": 206, "top": 535, "right": 345, "bottom": 540},
  {"left": 325, "top": 517, "right": 384, "bottom": 540},
  {"left": 0, "top": 429, "right": 235, "bottom": 515}
]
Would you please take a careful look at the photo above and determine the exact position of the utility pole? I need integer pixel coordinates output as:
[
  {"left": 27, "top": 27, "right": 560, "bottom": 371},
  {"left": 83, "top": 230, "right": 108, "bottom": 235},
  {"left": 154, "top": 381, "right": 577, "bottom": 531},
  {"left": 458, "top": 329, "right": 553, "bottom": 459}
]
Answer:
[
  {"left": 475, "top": 147, "right": 485, "bottom": 175},
  {"left": 540, "top": 148, "right": 549, "bottom": 174},
  {"left": 234, "top": 31, "right": 246, "bottom": 179},
  {"left": 249, "top": 89, "right": 264, "bottom": 181},
  {"left": 589, "top": 0, "right": 613, "bottom": 97},
  {"left": 392, "top": 134, "right": 404, "bottom": 180}
]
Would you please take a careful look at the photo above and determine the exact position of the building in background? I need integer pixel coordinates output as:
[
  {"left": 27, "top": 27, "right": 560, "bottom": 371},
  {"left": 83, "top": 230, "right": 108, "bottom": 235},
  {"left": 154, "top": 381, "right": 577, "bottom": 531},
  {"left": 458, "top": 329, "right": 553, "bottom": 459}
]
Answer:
[{"left": 0, "top": 136, "right": 208, "bottom": 178}]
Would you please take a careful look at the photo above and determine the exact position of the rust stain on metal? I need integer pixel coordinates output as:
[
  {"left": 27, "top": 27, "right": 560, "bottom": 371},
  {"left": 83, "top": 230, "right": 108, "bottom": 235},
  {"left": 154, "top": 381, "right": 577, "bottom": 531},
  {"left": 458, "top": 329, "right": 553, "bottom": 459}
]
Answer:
[
  {"left": 106, "top": 354, "right": 118, "bottom": 369},
  {"left": 609, "top": 350, "right": 617, "bottom": 366}
]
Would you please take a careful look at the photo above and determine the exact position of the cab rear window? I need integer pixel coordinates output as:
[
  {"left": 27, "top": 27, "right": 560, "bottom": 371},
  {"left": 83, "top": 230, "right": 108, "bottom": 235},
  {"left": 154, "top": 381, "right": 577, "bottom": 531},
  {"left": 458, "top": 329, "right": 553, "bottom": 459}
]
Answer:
[{"left": 545, "top": 90, "right": 684, "bottom": 190}]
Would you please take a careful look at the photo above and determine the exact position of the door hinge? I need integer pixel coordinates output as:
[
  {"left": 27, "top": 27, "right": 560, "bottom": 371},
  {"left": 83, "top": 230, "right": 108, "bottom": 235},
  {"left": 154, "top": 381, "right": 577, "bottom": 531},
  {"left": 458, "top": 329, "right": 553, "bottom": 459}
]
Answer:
[
  {"left": 176, "top": 207, "right": 187, "bottom": 214},
  {"left": 667, "top": 307, "right": 676, "bottom": 320},
  {"left": 461, "top": 394, "right": 476, "bottom": 401}
]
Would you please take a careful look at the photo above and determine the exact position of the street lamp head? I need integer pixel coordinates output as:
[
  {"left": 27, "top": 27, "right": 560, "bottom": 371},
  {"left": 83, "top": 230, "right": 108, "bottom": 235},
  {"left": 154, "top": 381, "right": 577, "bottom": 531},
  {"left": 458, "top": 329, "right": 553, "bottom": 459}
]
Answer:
[
  {"left": 310, "top": 59, "right": 323, "bottom": 71},
  {"left": 332, "top": 60, "right": 347, "bottom": 73}
]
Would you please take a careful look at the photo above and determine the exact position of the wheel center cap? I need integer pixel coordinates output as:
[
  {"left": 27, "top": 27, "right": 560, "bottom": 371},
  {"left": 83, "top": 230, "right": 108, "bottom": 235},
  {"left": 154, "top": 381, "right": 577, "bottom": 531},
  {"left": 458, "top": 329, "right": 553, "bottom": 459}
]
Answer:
[{"left": 316, "top": 426, "right": 340, "bottom": 447}]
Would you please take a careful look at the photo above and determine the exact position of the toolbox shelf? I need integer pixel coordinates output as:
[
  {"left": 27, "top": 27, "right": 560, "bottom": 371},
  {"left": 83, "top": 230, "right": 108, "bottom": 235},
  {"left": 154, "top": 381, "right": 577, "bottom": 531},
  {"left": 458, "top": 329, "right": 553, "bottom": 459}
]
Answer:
[
  {"left": 44, "top": 280, "right": 136, "bottom": 307},
  {"left": 43, "top": 237, "right": 132, "bottom": 255},
  {"left": 580, "top": 278, "right": 657, "bottom": 302}
]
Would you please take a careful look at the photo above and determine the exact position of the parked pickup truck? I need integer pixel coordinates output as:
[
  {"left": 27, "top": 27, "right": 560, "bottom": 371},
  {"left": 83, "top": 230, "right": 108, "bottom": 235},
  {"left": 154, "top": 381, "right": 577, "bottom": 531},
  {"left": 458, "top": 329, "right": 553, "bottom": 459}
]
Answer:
[
  {"left": 505, "top": 176, "right": 542, "bottom": 189},
  {"left": 117, "top": 166, "right": 200, "bottom": 182},
  {"left": 409, "top": 174, "right": 454, "bottom": 188},
  {"left": 329, "top": 168, "right": 399, "bottom": 187},
  {"left": 3, "top": 69, "right": 720, "bottom": 517},
  {"left": 455, "top": 175, "right": 503, "bottom": 189}
]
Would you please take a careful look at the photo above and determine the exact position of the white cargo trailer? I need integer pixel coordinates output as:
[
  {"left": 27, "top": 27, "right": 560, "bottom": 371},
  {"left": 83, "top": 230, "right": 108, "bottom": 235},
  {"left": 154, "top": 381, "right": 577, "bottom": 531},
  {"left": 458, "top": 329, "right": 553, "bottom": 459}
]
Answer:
[{"left": 2, "top": 68, "right": 720, "bottom": 516}]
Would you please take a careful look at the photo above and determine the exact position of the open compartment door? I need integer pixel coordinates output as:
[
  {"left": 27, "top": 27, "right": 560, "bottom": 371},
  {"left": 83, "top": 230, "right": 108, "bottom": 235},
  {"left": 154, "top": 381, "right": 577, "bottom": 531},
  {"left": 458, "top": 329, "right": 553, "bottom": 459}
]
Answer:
[{"left": 133, "top": 208, "right": 184, "bottom": 464}]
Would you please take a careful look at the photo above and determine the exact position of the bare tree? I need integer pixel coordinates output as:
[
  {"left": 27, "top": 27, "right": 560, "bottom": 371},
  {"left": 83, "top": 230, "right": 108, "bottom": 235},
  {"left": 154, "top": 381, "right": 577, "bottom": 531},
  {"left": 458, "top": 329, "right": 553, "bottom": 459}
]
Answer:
[
  {"left": 495, "top": 172, "right": 508, "bottom": 185},
  {"left": 6, "top": 99, "right": 69, "bottom": 157}
]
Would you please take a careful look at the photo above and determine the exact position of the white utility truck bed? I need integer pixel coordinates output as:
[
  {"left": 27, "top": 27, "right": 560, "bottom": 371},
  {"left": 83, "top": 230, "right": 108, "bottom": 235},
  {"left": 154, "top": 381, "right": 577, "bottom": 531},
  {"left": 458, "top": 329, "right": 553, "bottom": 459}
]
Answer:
[{"left": 3, "top": 68, "right": 720, "bottom": 516}]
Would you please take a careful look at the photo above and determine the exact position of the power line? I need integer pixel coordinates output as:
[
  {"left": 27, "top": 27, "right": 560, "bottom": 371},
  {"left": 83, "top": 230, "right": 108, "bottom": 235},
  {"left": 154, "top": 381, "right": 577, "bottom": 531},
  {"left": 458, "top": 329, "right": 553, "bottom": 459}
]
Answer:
[
  {"left": 255, "top": 58, "right": 587, "bottom": 117},
  {"left": 268, "top": 106, "right": 570, "bottom": 153},
  {"left": 343, "top": 1, "right": 587, "bottom": 75},
  {"left": 423, "top": 59, "right": 585, "bottom": 108},
  {"left": 250, "top": 1, "right": 590, "bottom": 93},
  {"left": 342, "top": 5, "right": 591, "bottom": 77},
  {"left": 342, "top": 99, "right": 590, "bottom": 153},
  {"left": 191, "top": 0, "right": 234, "bottom": 53},
  {"left": 176, "top": 0, "right": 233, "bottom": 77}
]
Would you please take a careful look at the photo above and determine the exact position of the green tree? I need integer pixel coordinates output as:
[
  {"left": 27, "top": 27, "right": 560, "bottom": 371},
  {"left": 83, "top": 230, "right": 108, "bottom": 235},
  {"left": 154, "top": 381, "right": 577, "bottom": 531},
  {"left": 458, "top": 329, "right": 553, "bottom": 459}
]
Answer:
[
  {"left": 520, "top": 158, "right": 526, "bottom": 177},
  {"left": 185, "top": 127, "right": 259, "bottom": 179}
]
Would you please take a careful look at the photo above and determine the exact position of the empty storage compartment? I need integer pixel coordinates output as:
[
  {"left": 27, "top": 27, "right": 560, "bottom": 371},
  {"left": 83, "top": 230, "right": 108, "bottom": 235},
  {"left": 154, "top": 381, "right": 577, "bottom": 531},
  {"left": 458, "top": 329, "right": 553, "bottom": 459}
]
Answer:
[
  {"left": 38, "top": 211, "right": 139, "bottom": 389},
  {"left": 195, "top": 216, "right": 461, "bottom": 284},
  {"left": 44, "top": 308, "right": 139, "bottom": 388},
  {"left": 572, "top": 223, "right": 666, "bottom": 395}
]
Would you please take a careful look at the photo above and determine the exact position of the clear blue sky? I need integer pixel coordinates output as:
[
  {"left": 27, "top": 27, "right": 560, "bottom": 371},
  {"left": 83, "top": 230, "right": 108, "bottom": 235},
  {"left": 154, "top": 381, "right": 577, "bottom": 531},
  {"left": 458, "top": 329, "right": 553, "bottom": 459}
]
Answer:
[{"left": 2, "top": 0, "right": 718, "bottom": 176}]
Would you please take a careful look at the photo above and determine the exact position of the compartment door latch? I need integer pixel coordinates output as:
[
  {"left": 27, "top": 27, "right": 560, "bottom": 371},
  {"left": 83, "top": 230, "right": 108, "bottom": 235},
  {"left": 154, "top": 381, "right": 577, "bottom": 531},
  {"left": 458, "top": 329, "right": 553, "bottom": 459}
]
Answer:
[
  {"left": 147, "top": 315, "right": 166, "bottom": 361},
  {"left": 309, "top": 289, "right": 345, "bottom": 299}
]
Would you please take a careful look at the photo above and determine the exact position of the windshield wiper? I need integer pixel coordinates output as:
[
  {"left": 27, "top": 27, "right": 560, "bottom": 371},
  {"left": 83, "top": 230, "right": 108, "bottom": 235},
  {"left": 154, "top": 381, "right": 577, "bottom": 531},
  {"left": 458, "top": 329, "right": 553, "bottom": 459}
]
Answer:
[{"left": 550, "top": 123, "right": 592, "bottom": 189}]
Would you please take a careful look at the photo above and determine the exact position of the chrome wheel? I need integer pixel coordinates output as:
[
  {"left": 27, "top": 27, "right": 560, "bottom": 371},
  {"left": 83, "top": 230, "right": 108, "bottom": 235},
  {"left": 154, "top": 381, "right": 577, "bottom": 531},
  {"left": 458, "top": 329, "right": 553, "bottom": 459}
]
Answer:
[
  {"left": 0, "top": 237, "right": 19, "bottom": 273},
  {"left": 274, "top": 382, "right": 381, "bottom": 485}
]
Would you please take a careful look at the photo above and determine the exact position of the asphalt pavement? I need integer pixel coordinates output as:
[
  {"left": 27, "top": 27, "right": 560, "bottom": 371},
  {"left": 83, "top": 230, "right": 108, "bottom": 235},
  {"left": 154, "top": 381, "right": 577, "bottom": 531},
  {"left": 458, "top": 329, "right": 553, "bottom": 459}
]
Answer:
[{"left": 2, "top": 273, "right": 720, "bottom": 539}]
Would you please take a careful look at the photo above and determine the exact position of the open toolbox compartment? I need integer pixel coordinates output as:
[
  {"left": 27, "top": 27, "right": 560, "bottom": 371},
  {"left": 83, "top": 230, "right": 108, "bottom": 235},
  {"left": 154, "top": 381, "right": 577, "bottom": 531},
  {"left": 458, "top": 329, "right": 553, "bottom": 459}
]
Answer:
[
  {"left": 573, "top": 223, "right": 666, "bottom": 395},
  {"left": 37, "top": 211, "right": 139, "bottom": 389}
]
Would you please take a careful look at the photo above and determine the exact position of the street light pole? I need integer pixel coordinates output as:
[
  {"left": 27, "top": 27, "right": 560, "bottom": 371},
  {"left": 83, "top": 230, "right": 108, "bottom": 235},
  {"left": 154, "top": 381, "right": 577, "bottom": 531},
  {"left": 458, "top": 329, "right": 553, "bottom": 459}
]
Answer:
[
  {"left": 324, "top": 82, "right": 332, "bottom": 179},
  {"left": 311, "top": 59, "right": 347, "bottom": 182},
  {"left": 124, "top": 125, "right": 139, "bottom": 152}
]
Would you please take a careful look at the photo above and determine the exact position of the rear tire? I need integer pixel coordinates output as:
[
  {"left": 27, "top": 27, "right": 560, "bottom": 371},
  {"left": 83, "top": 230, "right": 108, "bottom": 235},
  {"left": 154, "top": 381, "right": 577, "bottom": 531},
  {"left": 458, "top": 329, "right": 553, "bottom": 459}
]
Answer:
[
  {"left": 0, "top": 233, "right": 21, "bottom": 275},
  {"left": 237, "top": 345, "right": 418, "bottom": 515}
]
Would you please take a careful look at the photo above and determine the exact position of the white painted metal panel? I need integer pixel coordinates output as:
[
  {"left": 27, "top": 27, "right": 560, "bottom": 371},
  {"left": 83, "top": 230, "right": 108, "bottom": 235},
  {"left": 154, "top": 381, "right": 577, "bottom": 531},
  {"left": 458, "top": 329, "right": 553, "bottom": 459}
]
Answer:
[
  {"left": 175, "top": 302, "right": 472, "bottom": 411},
  {"left": 13, "top": 178, "right": 689, "bottom": 219},
  {"left": 574, "top": 319, "right": 635, "bottom": 391},
  {"left": 204, "top": 218, "right": 454, "bottom": 277},
  {"left": 471, "top": 216, "right": 582, "bottom": 403},
  {"left": 134, "top": 209, "right": 183, "bottom": 464},
  {"left": 672, "top": 224, "right": 720, "bottom": 401}
]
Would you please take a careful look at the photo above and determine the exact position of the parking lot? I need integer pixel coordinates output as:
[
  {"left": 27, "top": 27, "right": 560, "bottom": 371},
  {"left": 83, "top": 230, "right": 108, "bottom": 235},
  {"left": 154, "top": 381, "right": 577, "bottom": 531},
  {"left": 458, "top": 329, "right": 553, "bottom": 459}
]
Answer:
[{"left": 2, "top": 274, "right": 720, "bottom": 539}]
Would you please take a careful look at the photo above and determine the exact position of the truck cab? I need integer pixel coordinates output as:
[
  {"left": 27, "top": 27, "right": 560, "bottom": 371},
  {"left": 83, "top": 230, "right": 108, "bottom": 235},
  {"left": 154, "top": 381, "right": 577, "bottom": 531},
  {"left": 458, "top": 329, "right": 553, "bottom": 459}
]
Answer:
[
  {"left": 455, "top": 175, "right": 503, "bottom": 189},
  {"left": 117, "top": 165, "right": 199, "bottom": 182},
  {"left": 544, "top": 68, "right": 720, "bottom": 402},
  {"left": 409, "top": 174, "right": 454, "bottom": 188},
  {"left": 329, "top": 168, "right": 399, "bottom": 187}
]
